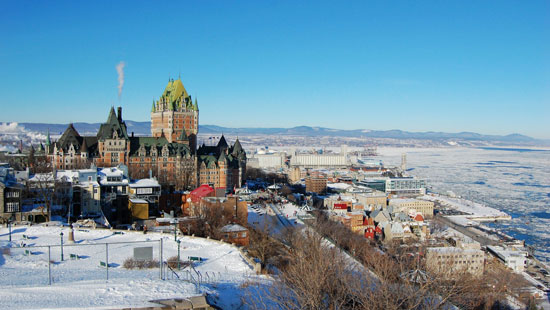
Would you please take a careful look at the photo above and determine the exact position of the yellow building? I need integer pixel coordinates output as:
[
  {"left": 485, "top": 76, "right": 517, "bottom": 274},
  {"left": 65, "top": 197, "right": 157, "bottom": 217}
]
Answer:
[
  {"left": 389, "top": 198, "right": 434, "bottom": 218},
  {"left": 129, "top": 198, "right": 149, "bottom": 220}
]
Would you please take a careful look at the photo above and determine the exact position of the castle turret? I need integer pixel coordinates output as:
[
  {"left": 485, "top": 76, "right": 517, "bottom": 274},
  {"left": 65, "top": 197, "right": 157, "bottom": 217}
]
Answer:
[{"left": 150, "top": 78, "right": 198, "bottom": 146}]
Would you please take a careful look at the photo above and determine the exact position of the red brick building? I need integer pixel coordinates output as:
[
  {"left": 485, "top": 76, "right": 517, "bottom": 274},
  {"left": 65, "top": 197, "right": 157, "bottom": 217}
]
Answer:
[
  {"left": 220, "top": 224, "right": 249, "bottom": 246},
  {"left": 151, "top": 78, "right": 198, "bottom": 150}
]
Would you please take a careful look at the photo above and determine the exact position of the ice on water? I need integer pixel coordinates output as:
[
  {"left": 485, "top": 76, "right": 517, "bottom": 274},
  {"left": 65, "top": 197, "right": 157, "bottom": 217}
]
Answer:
[{"left": 378, "top": 147, "right": 550, "bottom": 262}]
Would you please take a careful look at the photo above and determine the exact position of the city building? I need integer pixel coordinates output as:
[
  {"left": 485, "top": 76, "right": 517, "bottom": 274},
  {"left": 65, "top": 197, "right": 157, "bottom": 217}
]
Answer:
[
  {"left": 46, "top": 78, "right": 246, "bottom": 192},
  {"left": 0, "top": 163, "right": 23, "bottom": 222},
  {"left": 487, "top": 245, "right": 528, "bottom": 273},
  {"left": 305, "top": 175, "right": 327, "bottom": 194},
  {"left": 220, "top": 223, "right": 249, "bottom": 247},
  {"left": 128, "top": 198, "right": 149, "bottom": 221},
  {"left": 288, "top": 167, "right": 305, "bottom": 184},
  {"left": 357, "top": 177, "right": 427, "bottom": 196},
  {"left": 353, "top": 191, "right": 387, "bottom": 210},
  {"left": 151, "top": 78, "right": 198, "bottom": 149},
  {"left": 248, "top": 151, "right": 286, "bottom": 169},
  {"left": 385, "top": 177, "right": 427, "bottom": 195},
  {"left": 389, "top": 198, "right": 434, "bottom": 218},
  {"left": 426, "top": 238, "right": 485, "bottom": 278},
  {"left": 129, "top": 178, "right": 161, "bottom": 211},
  {"left": 56, "top": 168, "right": 101, "bottom": 217},
  {"left": 289, "top": 146, "right": 349, "bottom": 168},
  {"left": 197, "top": 136, "right": 246, "bottom": 193}
]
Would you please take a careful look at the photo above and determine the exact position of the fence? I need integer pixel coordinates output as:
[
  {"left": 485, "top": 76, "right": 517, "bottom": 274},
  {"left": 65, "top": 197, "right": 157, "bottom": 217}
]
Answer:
[
  {"left": 2, "top": 239, "right": 163, "bottom": 287},
  {"left": 1, "top": 228, "right": 260, "bottom": 290}
]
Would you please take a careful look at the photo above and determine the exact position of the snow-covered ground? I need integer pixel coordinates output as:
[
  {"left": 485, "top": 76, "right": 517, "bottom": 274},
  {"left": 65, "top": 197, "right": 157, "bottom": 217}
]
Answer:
[
  {"left": 0, "top": 225, "right": 262, "bottom": 309},
  {"left": 247, "top": 202, "right": 308, "bottom": 235},
  {"left": 421, "top": 193, "right": 510, "bottom": 220}
]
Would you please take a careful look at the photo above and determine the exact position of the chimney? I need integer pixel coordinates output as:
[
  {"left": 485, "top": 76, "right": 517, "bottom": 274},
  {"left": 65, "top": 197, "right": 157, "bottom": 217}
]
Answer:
[
  {"left": 117, "top": 107, "right": 122, "bottom": 122},
  {"left": 131, "top": 132, "right": 134, "bottom": 137}
]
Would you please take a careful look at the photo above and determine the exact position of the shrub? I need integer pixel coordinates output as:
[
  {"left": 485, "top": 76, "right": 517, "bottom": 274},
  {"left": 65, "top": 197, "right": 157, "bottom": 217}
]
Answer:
[
  {"left": 166, "top": 256, "right": 188, "bottom": 269},
  {"left": 1, "top": 247, "right": 10, "bottom": 256},
  {"left": 123, "top": 257, "right": 159, "bottom": 269}
]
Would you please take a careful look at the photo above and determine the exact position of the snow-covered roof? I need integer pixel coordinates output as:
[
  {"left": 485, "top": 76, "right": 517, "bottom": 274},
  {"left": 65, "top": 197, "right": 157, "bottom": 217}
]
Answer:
[
  {"left": 387, "top": 222, "right": 404, "bottom": 234},
  {"left": 427, "top": 246, "right": 482, "bottom": 254},
  {"left": 130, "top": 178, "right": 160, "bottom": 188},
  {"left": 129, "top": 198, "right": 148, "bottom": 204},
  {"left": 389, "top": 198, "right": 418, "bottom": 204},
  {"left": 327, "top": 183, "right": 352, "bottom": 190},
  {"left": 221, "top": 224, "right": 247, "bottom": 232},
  {"left": 98, "top": 167, "right": 125, "bottom": 177},
  {"left": 29, "top": 173, "right": 55, "bottom": 182},
  {"left": 487, "top": 245, "right": 528, "bottom": 258}
]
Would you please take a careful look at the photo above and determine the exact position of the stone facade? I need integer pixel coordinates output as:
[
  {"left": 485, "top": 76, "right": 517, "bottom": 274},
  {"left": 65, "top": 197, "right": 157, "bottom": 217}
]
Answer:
[{"left": 197, "top": 136, "right": 246, "bottom": 193}]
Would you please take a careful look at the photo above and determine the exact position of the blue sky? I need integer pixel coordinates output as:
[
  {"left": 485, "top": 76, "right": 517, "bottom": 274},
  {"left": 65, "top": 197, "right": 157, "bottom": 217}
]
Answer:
[{"left": 0, "top": 1, "right": 548, "bottom": 138}]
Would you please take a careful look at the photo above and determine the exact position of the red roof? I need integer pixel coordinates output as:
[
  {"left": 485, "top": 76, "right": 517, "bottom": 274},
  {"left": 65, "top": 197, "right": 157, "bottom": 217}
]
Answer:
[
  {"left": 414, "top": 214, "right": 424, "bottom": 222},
  {"left": 190, "top": 184, "right": 215, "bottom": 203}
]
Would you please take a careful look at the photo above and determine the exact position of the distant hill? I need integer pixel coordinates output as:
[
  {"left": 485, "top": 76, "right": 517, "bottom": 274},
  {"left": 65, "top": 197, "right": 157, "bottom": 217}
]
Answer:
[{"left": 18, "top": 122, "right": 541, "bottom": 144}]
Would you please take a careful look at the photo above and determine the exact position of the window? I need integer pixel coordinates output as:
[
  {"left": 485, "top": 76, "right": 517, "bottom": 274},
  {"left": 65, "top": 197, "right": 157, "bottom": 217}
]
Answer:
[
  {"left": 7, "top": 191, "right": 19, "bottom": 198},
  {"left": 6, "top": 202, "right": 19, "bottom": 212}
]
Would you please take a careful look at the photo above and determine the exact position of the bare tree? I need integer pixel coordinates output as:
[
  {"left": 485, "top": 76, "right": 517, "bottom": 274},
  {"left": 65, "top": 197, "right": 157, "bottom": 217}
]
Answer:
[{"left": 246, "top": 220, "right": 284, "bottom": 270}]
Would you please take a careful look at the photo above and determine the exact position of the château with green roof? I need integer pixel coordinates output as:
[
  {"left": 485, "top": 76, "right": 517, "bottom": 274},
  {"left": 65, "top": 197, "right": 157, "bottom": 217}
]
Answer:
[
  {"left": 151, "top": 78, "right": 198, "bottom": 150},
  {"left": 47, "top": 77, "right": 246, "bottom": 192}
]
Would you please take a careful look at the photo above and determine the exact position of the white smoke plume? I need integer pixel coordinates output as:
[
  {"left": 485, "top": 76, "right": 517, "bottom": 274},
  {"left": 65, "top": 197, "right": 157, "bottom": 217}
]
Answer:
[{"left": 116, "top": 61, "right": 126, "bottom": 99}]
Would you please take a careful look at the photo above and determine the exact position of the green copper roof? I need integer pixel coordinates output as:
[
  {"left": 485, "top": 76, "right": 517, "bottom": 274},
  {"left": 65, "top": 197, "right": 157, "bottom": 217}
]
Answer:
[
  {"left": 129, "top": 136, "right": 191, "bottom": 157},
  {"left": 46, "top": 129, "right": 51, "bottom": 146},
  {"left": 97, "top": 107, "right": 129, "bottom": 140},
  {"left": 178, "top": 129, "right": 189, "bottom": 141},
  {"left": 58, "top": 123, "right": 81, "bottom": 149},
  {"left": 162, "top": 79, "right": 188, "bottom": 105}
]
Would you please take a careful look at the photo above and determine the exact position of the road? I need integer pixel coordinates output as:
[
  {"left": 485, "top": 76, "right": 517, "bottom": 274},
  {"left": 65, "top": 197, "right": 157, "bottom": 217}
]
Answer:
[{"left": 435, "top": 215, "right": 500, "bottom": 246}]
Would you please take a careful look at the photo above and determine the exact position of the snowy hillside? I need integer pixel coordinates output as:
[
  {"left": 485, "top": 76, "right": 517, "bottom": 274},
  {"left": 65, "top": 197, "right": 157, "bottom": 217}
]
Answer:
[{"left": 0, "top": 225, "right": 263, "bottom": 309}]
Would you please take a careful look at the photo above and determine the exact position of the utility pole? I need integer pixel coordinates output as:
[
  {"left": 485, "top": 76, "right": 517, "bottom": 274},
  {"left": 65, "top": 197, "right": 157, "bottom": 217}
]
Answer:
[
  {"left": 177, "top": 239, "right": 181, "bottom": 270},
  {"left": 59, "top": 232, "right": 64, "bottom": 261},
  {"left": 173, "top": 220, "right": 178, "bottom": 241},
  {"left": 48, "top": 246, "right": 51, "bottom": 285},
  {"left": 106, "top": 243, "right": 109, "bottom": 281}
]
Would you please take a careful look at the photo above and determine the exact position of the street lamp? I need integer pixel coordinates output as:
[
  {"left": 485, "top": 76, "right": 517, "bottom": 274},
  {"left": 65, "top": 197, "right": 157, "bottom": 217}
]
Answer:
[
  {"left": 177, "top": 239, "right": 181, "bottom": 270},
  {"left": 60, "top": 232, "right": 64, "bottom": 261},
  {"left": 173, "top": 220, "right": 178, "bottom": 242}
]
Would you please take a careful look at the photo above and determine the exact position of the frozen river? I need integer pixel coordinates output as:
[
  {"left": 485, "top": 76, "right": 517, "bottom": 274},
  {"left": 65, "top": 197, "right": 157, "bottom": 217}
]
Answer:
[{"left": 377, "top": 147, "right": 550, "bottom": 262}]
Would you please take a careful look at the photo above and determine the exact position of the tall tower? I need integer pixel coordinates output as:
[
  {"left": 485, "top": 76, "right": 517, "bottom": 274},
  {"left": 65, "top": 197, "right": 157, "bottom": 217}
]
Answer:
[
  {"left": 401, "top": 153, "right": 407, "bottom": 172},
  {"left": 151, "top": 78, "right": 199, "bottom": 149}
]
